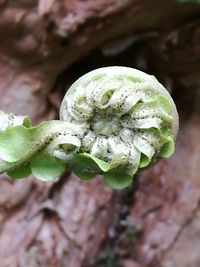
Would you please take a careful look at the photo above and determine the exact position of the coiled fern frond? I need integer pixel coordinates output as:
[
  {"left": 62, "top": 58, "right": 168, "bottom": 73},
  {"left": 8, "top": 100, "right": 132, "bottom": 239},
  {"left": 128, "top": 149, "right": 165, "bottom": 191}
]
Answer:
[{"left": 0, "top": 67, "right": 179, "bottom": 189}]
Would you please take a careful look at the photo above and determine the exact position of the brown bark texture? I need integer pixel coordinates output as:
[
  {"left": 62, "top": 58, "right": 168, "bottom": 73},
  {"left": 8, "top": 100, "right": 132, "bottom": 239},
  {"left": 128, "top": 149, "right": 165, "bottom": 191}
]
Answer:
[{"left": 0, "top": 1, "right": 200, "bottom": 267}]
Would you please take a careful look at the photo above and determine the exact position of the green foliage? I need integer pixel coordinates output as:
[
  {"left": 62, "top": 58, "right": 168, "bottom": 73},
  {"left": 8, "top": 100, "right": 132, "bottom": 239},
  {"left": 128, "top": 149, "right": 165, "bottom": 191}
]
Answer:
[
  {"left": 0, "top": 67, "right": 179, "bottom": 190},
  {"left": 31, "top": 153, "right": 65, "bottom": 181},
  {"left": 0, "top": 117, "right": 136, "bottom": 188},
  {"left": 0, "top": 120, "right": 76, "bottom": 181},
  {"left": 73, "top": 153, "right": 110, "bottom": 180},
  {"left": 72, "top": 153, "right": 133, "bottom": 189},
  {"left": 8, "top": 165, "right": 31, "bottom": 179},
  {"left": 104, "top": 171, "right": 133, "bottom": 190}
]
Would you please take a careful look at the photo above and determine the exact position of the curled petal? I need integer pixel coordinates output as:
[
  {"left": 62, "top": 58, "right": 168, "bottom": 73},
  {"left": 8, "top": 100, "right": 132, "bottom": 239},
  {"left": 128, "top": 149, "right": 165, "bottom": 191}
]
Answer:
[
  {"left": 45, "top": 133, "right": 81, "bottom": 157},
  {"left": 133, "top": 131, "right": 158, "bottom": 161},
  {"left": 81, "top": 130, "right": 96, "bottom": 152},
  {"left": 90, "top": 136, "right": 108, "bottom": 159}
]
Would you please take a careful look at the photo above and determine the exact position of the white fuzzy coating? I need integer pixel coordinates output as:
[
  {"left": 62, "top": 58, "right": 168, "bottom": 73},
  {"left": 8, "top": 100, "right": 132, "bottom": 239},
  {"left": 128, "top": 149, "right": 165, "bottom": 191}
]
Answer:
[
  {"left": 60, "top": 66, "right": 179, "bottom": 174},
  {"left": 0, "top": 111, "right": 30, "bottom": 131}
]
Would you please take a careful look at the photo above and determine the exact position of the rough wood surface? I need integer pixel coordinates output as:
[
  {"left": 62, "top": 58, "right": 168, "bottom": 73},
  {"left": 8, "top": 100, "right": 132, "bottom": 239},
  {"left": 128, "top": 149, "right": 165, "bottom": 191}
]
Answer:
[{"left": 0, "top": 1, "right": 200, "bottom": 267}]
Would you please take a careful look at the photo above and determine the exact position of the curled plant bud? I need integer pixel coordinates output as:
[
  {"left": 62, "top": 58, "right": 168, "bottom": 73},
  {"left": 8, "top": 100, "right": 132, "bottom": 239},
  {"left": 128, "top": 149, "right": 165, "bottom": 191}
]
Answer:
[
  {"left": 0, "top": 67, "right": 179, "bottom": 189},
  {"left": 60, "top": 66, "right": 179, "bottom": 188}
]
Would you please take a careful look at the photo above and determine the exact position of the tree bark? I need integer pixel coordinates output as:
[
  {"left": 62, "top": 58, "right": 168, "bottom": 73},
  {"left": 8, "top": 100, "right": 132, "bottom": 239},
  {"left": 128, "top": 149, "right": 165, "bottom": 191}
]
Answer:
[{"left": 0, "top": 1, "right": 200, "bottom": 267}]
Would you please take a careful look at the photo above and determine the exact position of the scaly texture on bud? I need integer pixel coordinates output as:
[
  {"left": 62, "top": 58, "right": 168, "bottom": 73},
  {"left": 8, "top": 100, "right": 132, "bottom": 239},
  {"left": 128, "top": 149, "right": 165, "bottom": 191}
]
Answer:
[{"left": 0, "top": 67, "right": 179, "bottom": 189}]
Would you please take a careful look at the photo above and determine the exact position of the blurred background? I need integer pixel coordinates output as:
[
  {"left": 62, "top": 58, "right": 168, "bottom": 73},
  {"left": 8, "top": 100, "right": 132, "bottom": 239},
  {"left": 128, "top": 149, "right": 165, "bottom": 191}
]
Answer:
[{"left": 0, "top": 1, "right": 200, "bottom": 267}]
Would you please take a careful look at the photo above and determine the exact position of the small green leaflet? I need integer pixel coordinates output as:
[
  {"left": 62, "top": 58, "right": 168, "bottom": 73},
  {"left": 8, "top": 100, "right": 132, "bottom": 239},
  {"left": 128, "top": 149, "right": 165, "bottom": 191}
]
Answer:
[
  {"left": 31, "top": 153, "right": 65, "bottom": 181},
  {"left": 8, "top": 165, "right": 32, "bottom": 179},
  {"left": 104, "top": 171, "right": 133, "bottom": 189},
  {"left": 73, "top": 153, "right": 133, "bottom": 189},
  {"left": 73, "top": 153, "right": 109, "bottom": 180},
  {"left": 0, "top": 120, "right": 78, "bottom": 181},
  {"left": 8, "top": 153, "right": 66, "bottom": 181},
  {"left": 0, "top": 126, "right": 34, "bottom": 162},
  {"left": 159, "top": 140, "right": 175, "bottom": 158}
]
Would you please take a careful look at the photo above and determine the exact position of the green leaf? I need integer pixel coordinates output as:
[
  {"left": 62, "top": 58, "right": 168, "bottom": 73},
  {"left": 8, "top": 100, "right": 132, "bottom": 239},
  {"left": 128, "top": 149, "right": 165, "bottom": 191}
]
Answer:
[
  {"left": 73, "top": 153, "right": 102, "bottom": 180},
  {"left": 22, "top": 117, "right": 32, "bottom": 128},
  {"left": 139, "top": 154, "right": 151, "bottom": 168},
  {"left": 31, "top": 152, "right": 65, "bottom": 181},
  {"left": 0, "top": 126, "right": 33, "bottom": 162},
  {"left": 159, "top": 140, "right": 175, "bottom": 158},
  {"left": 0, "top": 158, "right": 13, "bottom": 173},
  {"left": 83, "top": 153, "right": 110, "bottom": 172},
  {"left": 156, "top": 95, "right": 172, "bottom": 114},
  {"left": 8, "top": 165, "right": 32, "bottom": 179},
  {"left": 0, "top": 120, "right": 79, "bottom": 170},
  {"left": 104, "top": 171, "right": 133, "bottom": 189}
]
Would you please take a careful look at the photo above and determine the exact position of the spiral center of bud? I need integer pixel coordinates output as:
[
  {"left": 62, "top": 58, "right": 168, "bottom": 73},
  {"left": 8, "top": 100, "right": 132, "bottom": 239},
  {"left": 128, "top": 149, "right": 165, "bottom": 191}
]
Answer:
[{"left": 90, "top": 110, "right": 121, "bottom": 136}]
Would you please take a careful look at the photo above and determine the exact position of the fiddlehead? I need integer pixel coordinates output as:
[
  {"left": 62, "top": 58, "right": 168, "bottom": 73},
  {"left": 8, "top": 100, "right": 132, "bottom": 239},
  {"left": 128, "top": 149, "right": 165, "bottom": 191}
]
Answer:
[{"left": 0, "top": 67, "right": 179, "bottom": 189}]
